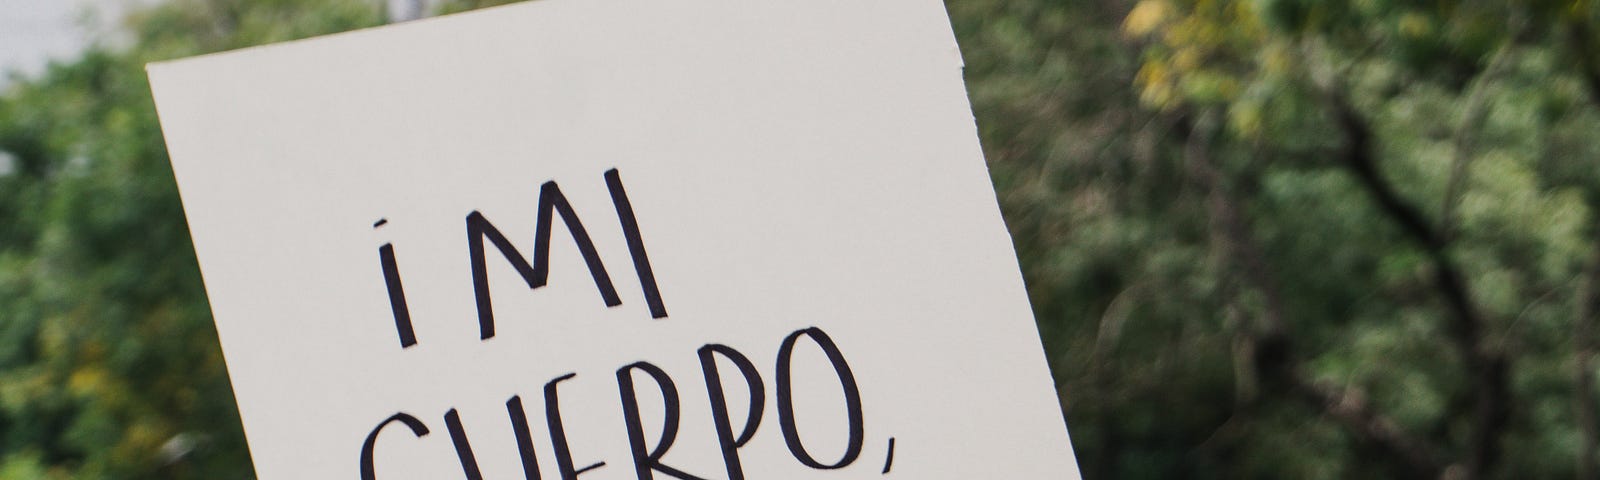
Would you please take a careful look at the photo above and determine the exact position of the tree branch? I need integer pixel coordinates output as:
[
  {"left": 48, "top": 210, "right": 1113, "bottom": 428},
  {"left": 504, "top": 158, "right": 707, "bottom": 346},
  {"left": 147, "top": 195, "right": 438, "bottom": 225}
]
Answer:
[
  {"left": 1282, "top": 372, "right": 1444, "bottom": 478},
  {"left": 1179, "top": 113, "right": 1446, "bottom": 477},
  {"left": 1564, "top": 17, "right": 1600, "bottom": 480},
  {"left": 1329, "top": 94, "right": 1510, "bottom": 479},
  {"left": 1578, "top": 238, "right": 1599, "bottom": 480},
  {"left": 1568, "top": 19, "right": 1600, "bottom": 110}
]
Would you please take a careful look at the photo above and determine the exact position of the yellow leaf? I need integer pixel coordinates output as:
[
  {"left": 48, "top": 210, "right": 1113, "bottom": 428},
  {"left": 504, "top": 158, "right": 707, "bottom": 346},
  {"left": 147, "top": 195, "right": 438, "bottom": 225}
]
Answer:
[
  {"left": 1123, "top": 0, "right": 1172, "bottom": 37},
  {"left": 68, "top": 367, "right": 107, "bottom": 397}
]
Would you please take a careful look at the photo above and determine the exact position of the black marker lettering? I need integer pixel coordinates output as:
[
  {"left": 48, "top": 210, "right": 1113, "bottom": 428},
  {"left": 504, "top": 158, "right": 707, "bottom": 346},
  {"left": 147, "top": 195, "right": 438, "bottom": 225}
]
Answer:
[
  {"left": 776, "top": 327, "right": 865, "bottom": 469},
  {"left": 698, "top": 344, "right": 764, "bottom": 480},
  {"left": 507, "top": 395, "right": 544, "bottom": 480},
  {"left": 617, "top": 362, "right": 707, "bottom": 480},
  {"left": 378, "top": 243, "right": 417, "bottom": 348},
  {"left": 604, "top": 169, "right": 668, "bottom": 319},
  {"left": 882, "top": 437, "right": 896, "bottom": 474},
  {"left": 360, "top": 413, "right": 430, "bottom": 480},
  {"left": 467, "top": 179, "right": 622, "bottom": 340},
  {"left": 545, "top": 373, "right": 606, "bottom": 479},
  {"left": 444, "top": 409, "right": 485, "bottom": 480}
]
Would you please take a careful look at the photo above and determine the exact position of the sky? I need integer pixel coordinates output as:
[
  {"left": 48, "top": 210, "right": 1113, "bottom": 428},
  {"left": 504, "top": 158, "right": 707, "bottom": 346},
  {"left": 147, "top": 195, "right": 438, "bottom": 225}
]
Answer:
[
  {"left": 0, "top": 0, "right": 87, "bottom": 78},
  {"left": 0, "top": 0, "right": 438, "bottom": 83},
  {"left": 0, "top": 0, "right": 151, "bottom": 81}
]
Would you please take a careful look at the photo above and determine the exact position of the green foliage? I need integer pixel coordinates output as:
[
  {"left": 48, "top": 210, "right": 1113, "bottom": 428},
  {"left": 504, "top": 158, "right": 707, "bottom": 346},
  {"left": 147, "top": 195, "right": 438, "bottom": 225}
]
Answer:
[
  {"left": 0, "top": 2, "right": 386, "bottom": 478},
  {"left": 2, "top": 0, "right": 1599, "bottom": 478},
  {"left": 958, "top": 0, "right": 1600, "bottom": 477}
]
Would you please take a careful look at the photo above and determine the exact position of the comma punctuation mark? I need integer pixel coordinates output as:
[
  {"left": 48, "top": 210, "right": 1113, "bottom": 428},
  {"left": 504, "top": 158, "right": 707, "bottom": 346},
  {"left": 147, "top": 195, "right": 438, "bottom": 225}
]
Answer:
[{"left": 882, "top": 437, "right": 895, "bottom": 474}]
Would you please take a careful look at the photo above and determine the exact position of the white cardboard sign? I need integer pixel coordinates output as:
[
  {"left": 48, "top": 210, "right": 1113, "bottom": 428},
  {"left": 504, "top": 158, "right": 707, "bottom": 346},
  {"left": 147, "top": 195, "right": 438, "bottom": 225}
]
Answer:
[{"left": 148, "top": 0, "right": 1081, "bottom": 478}]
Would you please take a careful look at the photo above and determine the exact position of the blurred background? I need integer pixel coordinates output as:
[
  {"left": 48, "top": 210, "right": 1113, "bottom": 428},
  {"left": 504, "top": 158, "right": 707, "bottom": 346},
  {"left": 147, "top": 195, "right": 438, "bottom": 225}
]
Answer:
[{"left": 2, "top": 0, "right": 1599, "bottom": 478}]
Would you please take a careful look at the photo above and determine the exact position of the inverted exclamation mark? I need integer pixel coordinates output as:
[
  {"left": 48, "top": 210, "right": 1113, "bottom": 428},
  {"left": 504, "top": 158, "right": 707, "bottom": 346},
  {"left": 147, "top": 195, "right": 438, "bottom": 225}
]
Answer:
[{"left": 376, "top": 218, "right": 417, "bottom": 348}]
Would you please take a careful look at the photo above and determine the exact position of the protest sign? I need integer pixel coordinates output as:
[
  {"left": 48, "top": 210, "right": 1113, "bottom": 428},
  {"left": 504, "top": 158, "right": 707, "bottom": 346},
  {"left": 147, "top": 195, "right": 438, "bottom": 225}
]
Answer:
[{"left": 149, "top": 0, "right": 1082, "bottom": 477}]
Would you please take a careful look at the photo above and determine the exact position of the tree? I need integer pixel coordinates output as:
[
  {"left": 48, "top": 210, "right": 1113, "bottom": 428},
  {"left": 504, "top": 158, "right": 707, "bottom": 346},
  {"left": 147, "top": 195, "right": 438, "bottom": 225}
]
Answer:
[
  {"left": 958, "top": 0, "right": 1600, "bottom": 477},
  {"left": 4, "top": 0, "right": 1599, "bottom": 478},
  {"left": 0, "top": 2, "right": 386, "bottom": 478}
]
